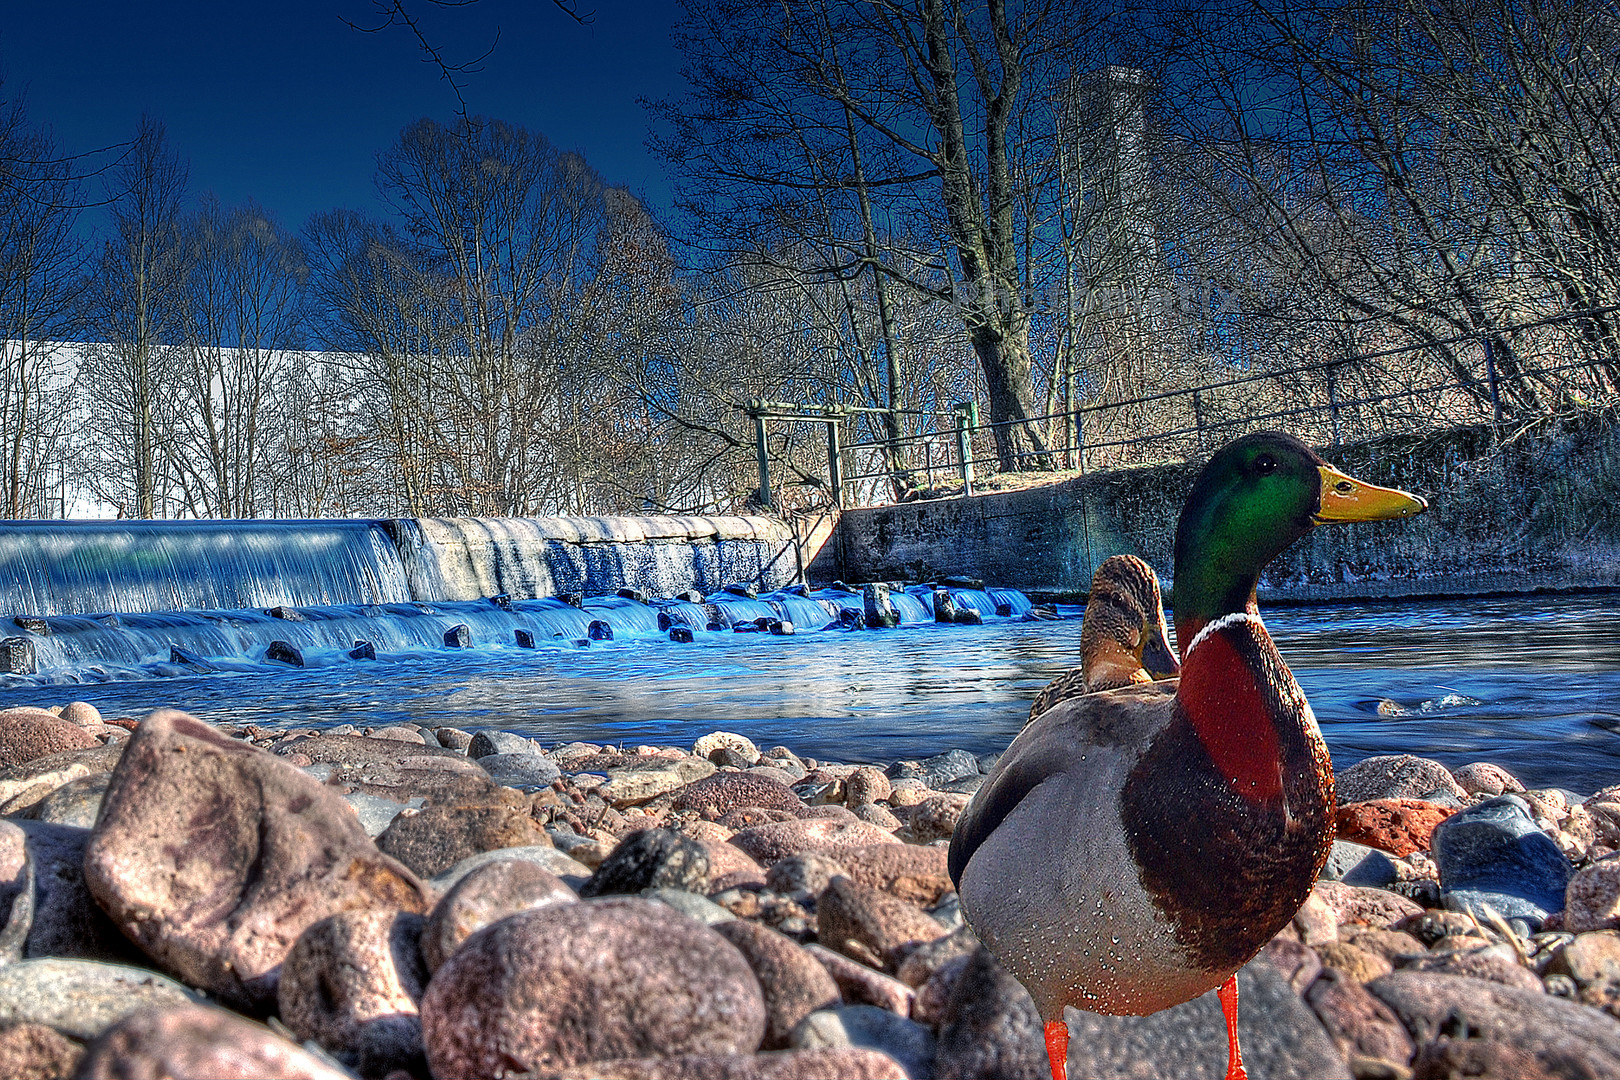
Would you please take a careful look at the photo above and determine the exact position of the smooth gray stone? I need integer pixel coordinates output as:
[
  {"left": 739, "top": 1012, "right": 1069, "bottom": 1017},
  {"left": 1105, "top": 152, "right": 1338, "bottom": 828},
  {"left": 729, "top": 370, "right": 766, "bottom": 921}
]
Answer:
[
  {"left": 467, "top": 729, "right": 540, "bottom": 759},
  {"left": 640, "top": 887, "right": 735, "bottom": 926},
  {"left": 428, "top": 844, "right": 592, "bottom": 894},
  {"left": 1062, "top": 959, "right": 1351, "bottom": 1080},
  {"left": 0, "top": 958, "right": 203, "bottom": 1039},
  {"left": 1319, "top": 840, "right": 1401, "bottom": 887},
  {"left": 1433, "top": 794, "right": 1571, "bottom": 927},
  {"left": 32, "top": 771, "right": 112, "bottom": 829},
  {"left": 792, "top": 1004, "right": 936, "bottom": 1080},
  {"left": 343, "top": 790, "right": 422, "bottom": 837},
  {"left": 475, "top": 752, "right": 561, "bottom": 788},
  {"left": 10, "top": 820, "right": 146, "bottom": 964}
]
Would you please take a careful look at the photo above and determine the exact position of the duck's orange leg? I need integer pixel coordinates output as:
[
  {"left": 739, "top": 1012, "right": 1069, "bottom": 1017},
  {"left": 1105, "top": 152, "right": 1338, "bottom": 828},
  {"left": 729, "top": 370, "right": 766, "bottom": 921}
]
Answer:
[
  {"left": 1043, "top": 1019, "right": 1068, "bottom": 1080},
  {"left": 1217, "top": 973, "right": 1248, "bottom": 1080}
]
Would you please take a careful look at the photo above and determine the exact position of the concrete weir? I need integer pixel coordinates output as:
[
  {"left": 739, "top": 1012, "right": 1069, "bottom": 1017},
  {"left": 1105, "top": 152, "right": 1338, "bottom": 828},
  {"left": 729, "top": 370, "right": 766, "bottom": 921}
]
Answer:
[{"left": 813, "top": 415, "right": 1620, "bottom": 601}]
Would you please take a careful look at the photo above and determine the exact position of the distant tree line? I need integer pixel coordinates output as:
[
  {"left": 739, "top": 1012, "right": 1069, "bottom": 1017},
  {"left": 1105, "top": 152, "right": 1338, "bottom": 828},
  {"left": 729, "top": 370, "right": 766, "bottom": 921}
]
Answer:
[{"left": 2, "top": 0, "right": 1616, "bottom": 520}]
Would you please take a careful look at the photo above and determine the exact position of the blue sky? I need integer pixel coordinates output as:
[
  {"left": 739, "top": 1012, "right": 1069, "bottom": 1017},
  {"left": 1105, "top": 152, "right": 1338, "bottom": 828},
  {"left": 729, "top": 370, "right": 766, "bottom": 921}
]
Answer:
[{"left": 0, "top": 1, "right": 684, "bottom": 228}]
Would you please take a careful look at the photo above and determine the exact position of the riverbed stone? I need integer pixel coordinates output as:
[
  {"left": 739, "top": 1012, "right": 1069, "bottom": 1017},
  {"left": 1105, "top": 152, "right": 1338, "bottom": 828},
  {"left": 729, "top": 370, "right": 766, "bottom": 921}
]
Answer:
[
  {"left": 790, "top": 1005, "right": 935, "bottom": 1080},
  {"left": 375, "top": 801, "right": 551, "bottom": 878},
  {"left": 0, "top": 959, "right": 202, "bottom": 1040},
  {"left": 277, "top": 908, "right": 429, "bottom": 1076},
  {"left": 30, "top": 771, "right": 110, "bottom": 829},
  {"left": 1564, "top": 853, "right": 1620, "bottom": 932},
  {"left": 0, "top": 744, "right": 123, "bottom": 817},
  {"left": 7, "top": 820, "right": 144, "bottom": 963},
  {"left": 468, "top": 728, "right": 539, "bottom": 758},
  {"left": 58, "top": 701, "right": 101, "bottom": 728},
  {"left": 1336, "top": 754, "right": 1467, "bottom": 805},
  {"left": 1432, "top": 793, "right": 1572, "bottom": 927},
  {"left": 887, "top": 749, "right": 979, "bottom": 790},
  {"left": 476, "top": 752, "right": 563, "bottom": 788},
  {"left": 835, "top": 844, "right": 954, "bottom": 907},
  {"left": 1454, "top": 761, "right": 1526, "bottom": 797},
  {"left": 1304, "top": 968, "right": 1415, "bottom": 1072},
  {"left": 715, "top": 920, "right": 841, "bottom": 1050},
  {"left": 428, "top": 843, "right": 593, "bottom": 893},
  {"left": 580, "top": 828, "right": 711, "bottom": 897},
  {"left": 0, "top": 1020, "right": 81, "bottom": 1079},
  {"left": 342, "top": 790, "right": 416, "bottom": 837},
  {"left": 1335, "top": 798, "right": 1455, "bottom": 856},
  {"left": 1368, "top": 970, "right": 1620, "bottom": 1076},
  {"left": 694, "top": 731, "right": 761, "bottom": 765},
  {"left": 673, "top": 772, "right": 803, "bottom": 819},
  {"left": 730, "top": 818, "right": 902, "bottom": 866},
  {"left": 1314, "top": 881, "right": 1424, "bottom": 929},
  {"left": 931, "top": 945, "right": 1045, "bottom": 1080},
  {"left": 805, "top": 944, "right": 915, "bottom": 1015},
  {"left": 600, "top": 758, "right": 716, "bottom": 807},
  {"left": 900, "top": 794, "right": 971, "bottom": 845},
  {"left": 419, "top": 897, "right": 766, "bottom": 1076},
  {"left": 1062, "top": 959, "right": 1351, "bottom": 1080},
  {"left": 276, "top": 733, "right": 500, "bottom": 804},
  {"left": 0, "top": 710, "right": 97, "bottom": 769},
  {"left": 369, "top": 725, "right": 426, "bottom": 745},
  {"left": 83, "top": 710, "right": 433, "bottom": 1011},
  {"left": 1314, "top": 940, "right": 1394, "bottom": 983},
  {"left": 422, "top": 857, "right": 577, "bottom": 972},
  {"left": 75, "top": 1004, "right": 355, "bottom": 1080},
  {"left": 1398, "top": 943, "right": 1546, "bottom": 991},
  {"left": 532, "top": 1048, "right": 909, "bottom": 1079},
  {"left": 844, "top": 768, "right": 892, "bottom": 809},
  {"left": 817, "top": 876, "right": 948, "bottom": 972}
]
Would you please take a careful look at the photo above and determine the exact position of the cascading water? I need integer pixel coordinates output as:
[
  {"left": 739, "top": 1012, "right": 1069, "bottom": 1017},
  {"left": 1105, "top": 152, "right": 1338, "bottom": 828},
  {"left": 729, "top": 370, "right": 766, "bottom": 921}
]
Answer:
[{"left": 0, "top": 516, "right": 1044, "bottom": 685}]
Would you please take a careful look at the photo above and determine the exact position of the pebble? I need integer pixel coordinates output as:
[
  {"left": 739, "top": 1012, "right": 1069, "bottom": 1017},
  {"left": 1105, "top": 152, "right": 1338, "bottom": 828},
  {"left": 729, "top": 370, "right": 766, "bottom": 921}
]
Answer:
[
  {"left": 581, "top": 827, "right": 711, "bottom": 897},
  {"left": 790, "top": 1005, "right": 936, "bottom": 1080},
  {"left": 816, "top": 876, "right": 949, "bottom": 972},
  {"left": 672, "top": 771, "right": 804, "bottom": 818},
  {"left": 0, "top": 709, "right": 99, "bottom": 768},
  {"left": 729, "top": 817, "right": 902, "bottom": 865},
  {"left": 1433, "top": 793, "right": 1573, "bottom": 928},
  {"left": 899, "top": 794, "right": 970, "bottom": 845},
  {"left": 421, "top": 856, "right": 577, "bottom": 972},
  {"left": 1336, "top": 754, "right": 1468, "bottom": 806},
  {"left": 1334, "top": 798, "right": 1456, "bottom": 857},
  {"left": 535, "top": 1048, "right": 909, "bottom": 1079},
  {"left": 932, "top": 946, "right": 1046, "bottom": 1080},
  {"left": 0, "top": 1020, "right": 81, "bottom": 1079},
  {"left": 1564, "top": 852, "right": 1620, "bottom": 932},
  {"left": 467, "top": 728, "right": 541, "bottom": 758},
  {"left": 1304, "top": 968, "right": 1415, "bottom": 1072},
  {"left": 1453, "top": 761, "right": 1526, "bottom": 797},
  {"left": 477, "top": 751, "right": 563, "bottom": 787},
  {"left": 75, "top": 1004, "right": 355, "bottom": 1080},
  {"left": 419, "top": 897, "right": 765, "bottom": 1076},
  {"left": 694, "top": 731, "right": 762, "bottom": 765},
  {"left": 805, "top": 943, "right": 916, "bottom": 1015},
  {"left": 0, "top": 958, "right": 202, "bottom": 1040},
  {"left": 714, "top": 919, "right": 841, "bottom": 1049},
  {"left": 429, "top": 842, "right": 593, "bottom": 893},
  {"left": 375, "top": 799, "right": 551, "bottom": 877}
]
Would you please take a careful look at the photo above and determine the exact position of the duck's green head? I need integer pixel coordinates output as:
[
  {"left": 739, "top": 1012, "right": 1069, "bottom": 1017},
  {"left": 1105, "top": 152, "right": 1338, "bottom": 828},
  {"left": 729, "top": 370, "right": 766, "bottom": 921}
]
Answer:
[{"left": 1171, "top": 431, "right": 1426, "bottom": 646}]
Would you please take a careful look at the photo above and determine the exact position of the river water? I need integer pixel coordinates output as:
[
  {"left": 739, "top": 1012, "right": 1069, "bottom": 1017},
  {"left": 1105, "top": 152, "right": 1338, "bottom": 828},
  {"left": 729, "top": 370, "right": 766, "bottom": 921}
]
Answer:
[{"left": 4, "top": 592, "right": 1616, "bottom": 794}]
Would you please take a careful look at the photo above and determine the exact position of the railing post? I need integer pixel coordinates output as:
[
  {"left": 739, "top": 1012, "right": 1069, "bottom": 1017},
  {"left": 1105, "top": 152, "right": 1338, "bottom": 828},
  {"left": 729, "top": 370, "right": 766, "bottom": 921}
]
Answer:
[
  {"left": 826, "top": 419, "right": 844, "bottom": 509},
  {"left": 753, "top": 413, "right": 773, "bottom": 510},
  {"left": 953, "top": 401, "right": 975, "bottom": 498}
]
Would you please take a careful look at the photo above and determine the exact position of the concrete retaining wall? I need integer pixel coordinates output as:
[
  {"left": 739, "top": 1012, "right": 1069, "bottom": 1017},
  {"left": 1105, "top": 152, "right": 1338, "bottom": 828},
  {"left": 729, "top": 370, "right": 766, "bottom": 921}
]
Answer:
[{"left": 811, "top": 412, "right": 1620, "bottom": 601}]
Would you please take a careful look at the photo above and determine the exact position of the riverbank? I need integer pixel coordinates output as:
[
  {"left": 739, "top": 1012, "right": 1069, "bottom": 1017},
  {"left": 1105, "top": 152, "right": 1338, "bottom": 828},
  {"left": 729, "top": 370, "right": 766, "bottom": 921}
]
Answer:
[{"left": 2, "top": 702, "right": 1619, "bottom": 1078}]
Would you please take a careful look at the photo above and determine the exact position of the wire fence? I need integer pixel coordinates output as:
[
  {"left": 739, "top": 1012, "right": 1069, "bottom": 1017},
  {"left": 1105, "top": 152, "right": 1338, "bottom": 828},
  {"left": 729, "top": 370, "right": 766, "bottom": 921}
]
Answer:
[{"left": 797, "top": 306, "right": 1620, "bottom": 508}]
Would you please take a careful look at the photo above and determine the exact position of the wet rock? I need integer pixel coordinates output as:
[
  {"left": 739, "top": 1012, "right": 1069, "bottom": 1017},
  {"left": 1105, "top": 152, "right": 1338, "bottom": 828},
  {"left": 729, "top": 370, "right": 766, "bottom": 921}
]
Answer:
[
  {"left": 467, "top": 729, "right": 539, "bottom": 758},
  {"left": 0, "top": 959, "right": 201, "bottom": 1040},
  {"left": 805, "top": 945, "right": 915, "bottom": 1015},
  {"left": 434, "top": 727, "right": 474, "bottom": 751},
  {"left": 1315, "top": 881, "right": 1425, "bottom": 930},
  {"left": 6, "top": 821, "right": 145, "bottom": 963},
  {"left": 1564, "top": 853, "right": 1620, "bottom": 932},
  {"left": 428, "top": 843, "right": 592, "bottom": 894},
  {"left": 419, "top": 897, "right": 766, "bottom": 1076},
  {"left": 1305, "top": 968, "right": 1415, "bottom": 1073},
  {"left": 715, "top": 920, "right": 841, "bottom": 1050},
  {"left": 278, "top": 908, "right": 428, "bottom": 1076},
  {"left": 0, "top": 1020, "right": 81, "bottom": 1079},
  {"left": 30, "top": 772, "right": 111, "bottom": 829},
  {"left": 790, "top": 1005, "right": 935, "bottom": 1080},
  {"left": 1432, "top": 794, "right": 1572, "bottom": 928},
  {"left": 422, "top": 857, "right": 575, "bottom": 972},
  {"left": 834, "top": 844, "right": 954, "bottom": 908},
  {"left": 1368, "top": 970, "right": 1620, "bottom": 1077},
  {"left": 0, "top": 745, "right": 123, "bottom": 817},
  {"left": 0, "top": 710, "right": 98, "bottom": 768},
  {"left": 673, "top": 772, "right": 804, "bottom": 819},
  {"left": 75, "top": 1004, "right": 354, "bottom": 1080},
  {"left": 932, "top": 946, "right": 1046, "bottom": 1080},
  {"left": 368, "top": 725, "right": 425, "bottom": 744},
  {"left": 1315, "top": 940, "right": 1395, "bottom": 983},
  {"left": 581, "top": 828, "right": 711, "bottom": 897},
  {"left": 729, "top": 818, "right": 901, "bottom": 866},
  {"left": 900, "top": 794, "right": 971, "bottom": 845},
  {"left": 532, "top": 1048, "right": 909, "bottom": 1079},
  {"left": 1453, "top": 762, "right": 1525, "bottom": 798},
  {"left": 600, "top": 758, "right": 716, "bottom": 808},
  {"left": 694, "top": 731, "right": 762, "bottom": 765},
  {"left": 83, "top": 710, "right": 432, "bottom": 1011},
  {"left": 1062, "top": 959, "right": 1351, "bottom": 1080},
  {"left": 1257, "top": 937, "right": 1324, "bottom": 995},
  {"left": 817, "top": 876, "right": 948, "bottom": 972},
  {"left": 376, "top": 801, "right": 551, "bottom": 878},
  {"left": 1397, "top": 944, "right": 1545, "bottom": 992},
  {"left": 476, "top": 752, "right": 562, "bottom": 788},
  {"left": 1336, "top": 755, "right": 1468, "bottom": 806},
  {"left": 1336, "top": 799, "right": 1456, "bottom": 857},
  {"left": 887, "top": 749, "right": 979, "bottom": 791}
]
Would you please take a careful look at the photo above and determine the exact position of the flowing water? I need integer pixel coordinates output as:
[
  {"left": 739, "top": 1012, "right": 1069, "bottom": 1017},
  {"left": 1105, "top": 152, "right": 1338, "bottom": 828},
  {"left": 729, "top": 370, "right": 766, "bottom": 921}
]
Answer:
[{"left": 3, "top": 587, "right": 1617, "bottom": 794}]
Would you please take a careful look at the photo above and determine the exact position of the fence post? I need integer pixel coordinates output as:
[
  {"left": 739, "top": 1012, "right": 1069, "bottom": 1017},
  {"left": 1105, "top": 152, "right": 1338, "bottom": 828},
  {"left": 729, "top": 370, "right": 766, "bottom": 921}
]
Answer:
[
  {"left": 825, "top": 419, "right": 844, "bottom": 509},
  {"left": 953, "top": 401, "right": 975, "bottom": 498},
  {"left": 753, "top": 414, "right": 773, "bottom": 510},
  {"left": 1483, "top": 335, "right": 1504, "bottom": 426}
]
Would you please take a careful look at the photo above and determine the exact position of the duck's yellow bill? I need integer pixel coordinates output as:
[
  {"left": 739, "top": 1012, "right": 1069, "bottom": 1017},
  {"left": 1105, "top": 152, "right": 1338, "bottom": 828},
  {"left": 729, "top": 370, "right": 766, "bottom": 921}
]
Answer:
[{"left": 1313, "top": 465, "right": 1428, "bottom": 523}]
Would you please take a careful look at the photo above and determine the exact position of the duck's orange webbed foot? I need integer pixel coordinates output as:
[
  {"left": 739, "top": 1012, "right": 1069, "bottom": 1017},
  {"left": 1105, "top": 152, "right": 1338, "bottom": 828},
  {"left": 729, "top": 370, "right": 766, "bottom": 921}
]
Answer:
[
  {"left": 1044, "top": 1018, "right": 1068, "bottom": 1080},
  {"left": 1217, "top": 973, "right": 1248, "bottom": 1080}
]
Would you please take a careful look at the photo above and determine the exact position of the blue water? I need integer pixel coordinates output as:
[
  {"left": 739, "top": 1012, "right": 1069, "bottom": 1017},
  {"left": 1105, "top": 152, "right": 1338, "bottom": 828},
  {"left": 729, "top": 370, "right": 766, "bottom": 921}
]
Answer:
[{"left": 3, "top": 592, "right": 1616, "bottom": 794}]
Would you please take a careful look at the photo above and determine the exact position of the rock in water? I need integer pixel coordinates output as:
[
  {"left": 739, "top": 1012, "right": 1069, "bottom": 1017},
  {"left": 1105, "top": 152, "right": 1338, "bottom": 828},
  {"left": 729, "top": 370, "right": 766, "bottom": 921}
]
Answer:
[
  {"left": 82, "top": 710, "right": 433, "bottom": 1011},
  {"left": 419, "top": 896, "right": 766, "bottom": 1076}
]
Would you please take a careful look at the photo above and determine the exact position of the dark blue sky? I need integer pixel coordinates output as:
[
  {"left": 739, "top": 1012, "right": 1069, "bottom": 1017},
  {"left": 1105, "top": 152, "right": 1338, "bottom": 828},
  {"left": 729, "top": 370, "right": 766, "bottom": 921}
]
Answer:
[{"left": 0, "top": 1, "right": 684, "bottom": 228}]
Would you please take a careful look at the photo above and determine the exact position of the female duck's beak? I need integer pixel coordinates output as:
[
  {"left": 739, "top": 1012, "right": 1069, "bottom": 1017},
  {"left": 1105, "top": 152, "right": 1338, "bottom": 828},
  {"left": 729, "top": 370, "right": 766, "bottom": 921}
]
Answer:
[
  {"left": 1313, "top": 465, "right": 1428, "bottom": 523},
  {"left": 1141, "top": 619, "right": 1181, "bottom": 677}
]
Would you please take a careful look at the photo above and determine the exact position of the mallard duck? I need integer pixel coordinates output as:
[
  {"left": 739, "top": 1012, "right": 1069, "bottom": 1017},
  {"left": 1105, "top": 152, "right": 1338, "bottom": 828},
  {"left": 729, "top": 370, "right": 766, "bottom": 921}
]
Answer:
[
  {"left": 1028, "top": 554, "right": 1179, "bottom": 722},
  {"left": 948, "top": 431, "right": 1426, "bottom": 1080}
]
